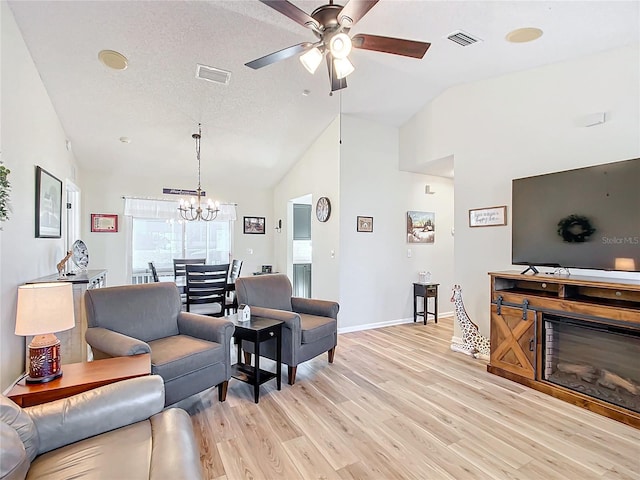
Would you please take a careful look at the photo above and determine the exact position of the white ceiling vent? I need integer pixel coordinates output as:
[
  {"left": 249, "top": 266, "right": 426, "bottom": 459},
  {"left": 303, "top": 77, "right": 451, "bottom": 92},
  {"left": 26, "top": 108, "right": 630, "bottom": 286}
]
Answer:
[
  {"left": 196, "top": 64, "right": 231, "bottom": 85},
  {"left": 446, "top": 30, "right": 482, "bottom": 47}
]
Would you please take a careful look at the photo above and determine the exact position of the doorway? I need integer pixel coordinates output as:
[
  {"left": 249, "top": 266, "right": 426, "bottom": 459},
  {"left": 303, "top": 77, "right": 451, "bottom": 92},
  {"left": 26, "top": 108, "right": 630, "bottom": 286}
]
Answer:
[{"left": 291, "top": 194, "right": 312, "bottom": 298}]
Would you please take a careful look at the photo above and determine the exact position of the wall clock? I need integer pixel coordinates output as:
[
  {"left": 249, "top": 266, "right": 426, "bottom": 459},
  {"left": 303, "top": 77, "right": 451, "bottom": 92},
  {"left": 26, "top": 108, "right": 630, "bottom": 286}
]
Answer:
[{"left": 316, "top": 197, "right": 331, "bottom": 222}]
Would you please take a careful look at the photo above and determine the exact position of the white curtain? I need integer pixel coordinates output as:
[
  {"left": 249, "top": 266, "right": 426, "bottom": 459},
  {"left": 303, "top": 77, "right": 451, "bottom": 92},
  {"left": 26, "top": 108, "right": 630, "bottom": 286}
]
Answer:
[{"left": 123, "top": 197, "right": 237, "bottom": 221}]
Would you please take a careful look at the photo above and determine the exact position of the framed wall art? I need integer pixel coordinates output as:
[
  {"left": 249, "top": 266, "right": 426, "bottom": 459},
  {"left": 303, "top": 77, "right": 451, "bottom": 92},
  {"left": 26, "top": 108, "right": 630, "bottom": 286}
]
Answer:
[
  {"left": 35, "top": 166, "right": 62, "bottom": 238},
  {"left": 243, "top": 216, "right": 265, "bottom": 234},
  {"left": 469, "top": 206, "right": 507, "bottom": 227},
  {"left": 357, "top": 216, "right": 373, "bottom": 233},
  {"left": 407, "top": 211, "right": 435, "bottom": 244},
  {"left": 91, "top": 213, "right": 119, "bottom": 232}
]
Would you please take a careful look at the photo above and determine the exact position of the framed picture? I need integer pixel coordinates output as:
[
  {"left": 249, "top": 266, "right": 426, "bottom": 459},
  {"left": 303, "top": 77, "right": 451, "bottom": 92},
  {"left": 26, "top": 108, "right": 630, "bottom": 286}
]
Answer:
[
  {"left": 35, "top": 166, "right": 62, "bottom": 238},
  {"left": 407, "top": 211, "right": 435, "bottom": 244},
  {"left": 243, "top": 216, "right": 265, "bottom": 234},
  {"left": 469, "top": 205, "right": 507, "bottom": 227},
  {"left": 357, "top": 216, "right": 373, "bottom": 233},
  {"left": 91, "top": 213, "right": 119, "bottom": 232}
]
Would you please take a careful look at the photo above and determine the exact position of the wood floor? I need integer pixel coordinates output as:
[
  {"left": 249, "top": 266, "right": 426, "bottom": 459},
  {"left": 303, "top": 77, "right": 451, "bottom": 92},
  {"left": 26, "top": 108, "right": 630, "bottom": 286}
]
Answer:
[{"left": 178, "top": 316, "right": 640, "bottom": 480}]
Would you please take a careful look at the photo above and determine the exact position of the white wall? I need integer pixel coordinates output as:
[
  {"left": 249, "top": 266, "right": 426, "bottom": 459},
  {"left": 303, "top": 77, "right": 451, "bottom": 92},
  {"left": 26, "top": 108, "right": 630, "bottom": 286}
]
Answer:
[
  {"left": 1, "top": 3, "right": 79, "bottom": 390},
  {"left": 401, "top": 45, "right": 640, "bottom": 338},
  {"left": 273, "top": 118, "right": 341, "bottom": 302},
  {"left": 81, "top": 169, "right": 274, "bottom": 286},
  {"left": 339, "top": 115, "right": 455, "bottom": 331}
]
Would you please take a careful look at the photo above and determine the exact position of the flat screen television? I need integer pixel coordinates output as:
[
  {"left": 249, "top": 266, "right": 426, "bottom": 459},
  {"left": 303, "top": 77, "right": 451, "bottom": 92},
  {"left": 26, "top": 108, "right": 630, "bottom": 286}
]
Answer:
[{"left": 512, "top": 158, "right": 640, "bottom": 272}]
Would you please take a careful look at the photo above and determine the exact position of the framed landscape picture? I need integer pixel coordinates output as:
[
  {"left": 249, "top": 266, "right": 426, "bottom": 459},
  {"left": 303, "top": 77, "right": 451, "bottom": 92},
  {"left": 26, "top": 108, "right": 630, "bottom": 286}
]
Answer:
[
  {"left": 35, "top": 166, "right": 62, "bottom": 238},
  {"left": 407, "top": 211, "right": 435, "bottom": 244},
  {"left": 243, "top": 216, "right": 265, "bottom": 234}
]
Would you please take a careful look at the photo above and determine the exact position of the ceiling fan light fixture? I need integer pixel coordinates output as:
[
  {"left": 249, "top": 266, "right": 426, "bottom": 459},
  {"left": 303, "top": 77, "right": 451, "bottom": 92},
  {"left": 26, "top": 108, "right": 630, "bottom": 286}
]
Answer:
[
  {"left": 334, "top": 57, "right": 355, "bottom": 79},
  {"left": 299, "top": 47, "right": 323, "bottom": 74},
  {"left": 329, "top": 33, "right": 352, "bottom": 59}
]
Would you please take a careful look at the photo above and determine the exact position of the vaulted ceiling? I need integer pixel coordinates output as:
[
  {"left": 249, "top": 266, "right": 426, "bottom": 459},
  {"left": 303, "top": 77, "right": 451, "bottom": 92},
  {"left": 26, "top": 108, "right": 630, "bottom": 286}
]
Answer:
[{"left": 8, "top": 1, "right": 639, "bottom": 187}]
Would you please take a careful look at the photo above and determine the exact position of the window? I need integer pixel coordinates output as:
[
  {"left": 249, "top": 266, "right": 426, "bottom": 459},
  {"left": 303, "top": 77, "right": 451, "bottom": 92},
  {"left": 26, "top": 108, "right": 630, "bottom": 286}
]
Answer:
[
  {"left": 132, "top": 218, "right": 231, "bottom": 274},
  {"left": 124, "top": 197, "right": 237, "bottom": 281}
]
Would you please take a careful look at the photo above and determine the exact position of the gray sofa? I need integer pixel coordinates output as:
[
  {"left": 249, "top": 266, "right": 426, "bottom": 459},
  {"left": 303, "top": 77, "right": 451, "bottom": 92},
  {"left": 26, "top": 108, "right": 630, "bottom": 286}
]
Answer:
[
  {"left": 84, "top": 282, "right": 234, "bottom": 406},
  {"left": 235, "top": 274, "right": 339, "bottom": 384},
  {"left": 0, "top": 375, "right": 203, "bottom": 480}
]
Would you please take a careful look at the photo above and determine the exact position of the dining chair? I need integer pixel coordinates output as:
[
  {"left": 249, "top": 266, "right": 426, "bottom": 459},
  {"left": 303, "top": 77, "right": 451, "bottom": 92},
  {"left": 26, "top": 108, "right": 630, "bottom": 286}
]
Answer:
[
  {"left": 173, "top": 258, "right": 206, "bottom": 301},
  {"left": 148, "top": 261, "right": 160, "bottom": 282},
  {"left": 225, "top": 259, "right": 243, "bottom": 314},
  {"left": 185, "top": 264, "right": 230, "bottom": 317}
]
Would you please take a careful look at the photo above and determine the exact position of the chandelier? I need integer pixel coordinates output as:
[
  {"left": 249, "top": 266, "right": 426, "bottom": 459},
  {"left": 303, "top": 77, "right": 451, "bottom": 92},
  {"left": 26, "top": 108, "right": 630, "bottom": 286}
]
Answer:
[{"left": 178, "top": 124, "right": 219, "bottom": 222}]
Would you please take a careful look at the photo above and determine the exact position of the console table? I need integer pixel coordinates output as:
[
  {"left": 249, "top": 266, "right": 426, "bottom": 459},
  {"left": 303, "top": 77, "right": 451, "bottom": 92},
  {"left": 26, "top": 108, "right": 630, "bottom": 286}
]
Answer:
[
  {"left": 26, "top": 270, "right": 107, "bottom": 365},
  {"left": 413, "top": 283, "right": 439, "bottom": 324}
]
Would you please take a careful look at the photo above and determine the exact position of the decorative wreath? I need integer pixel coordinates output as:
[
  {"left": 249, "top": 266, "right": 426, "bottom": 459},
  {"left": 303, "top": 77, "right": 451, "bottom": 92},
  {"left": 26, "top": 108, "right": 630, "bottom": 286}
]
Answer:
[{"left": 557, "top": 214, "right": 596, "bottom": 243}]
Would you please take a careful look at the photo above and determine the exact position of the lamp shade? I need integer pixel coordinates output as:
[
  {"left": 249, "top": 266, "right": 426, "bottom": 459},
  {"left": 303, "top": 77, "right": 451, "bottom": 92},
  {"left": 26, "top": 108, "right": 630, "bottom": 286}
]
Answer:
[
  {"left": 333, "top": 57, "right": 355, "bottom": 79},
  {"left": 300, "top": 47, "right": 323, "bottom": 74},
  {"left": 15, "top": 283, "right": 75, "bottom": 336}
]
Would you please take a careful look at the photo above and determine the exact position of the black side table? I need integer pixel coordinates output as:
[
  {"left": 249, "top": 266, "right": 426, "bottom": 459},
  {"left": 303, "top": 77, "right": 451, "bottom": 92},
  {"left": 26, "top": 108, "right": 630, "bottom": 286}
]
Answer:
[
  {"left": 229, "top": 314, "right": 283, "bottom": 403},
  {"left": 413, "top": 283, "right": 439, "bottom": 325}
]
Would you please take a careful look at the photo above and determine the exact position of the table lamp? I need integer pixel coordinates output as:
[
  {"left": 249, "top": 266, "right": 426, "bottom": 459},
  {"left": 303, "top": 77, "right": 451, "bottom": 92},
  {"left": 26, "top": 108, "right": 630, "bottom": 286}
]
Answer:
[{"left": 15, "top": 282, "right": 75, "bottom": 383}]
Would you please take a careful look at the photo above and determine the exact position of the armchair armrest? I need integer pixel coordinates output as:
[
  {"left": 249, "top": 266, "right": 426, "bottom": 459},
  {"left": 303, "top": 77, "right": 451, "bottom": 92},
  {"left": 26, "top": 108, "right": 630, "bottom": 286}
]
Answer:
[
  {"left": 291, "top": 297, "right": 339, "bottom": 319},
  {"left": 26, "top": 376, "right": 165, "bottom": 455},
  {"left": 177, "top": 312, "right": 234, "bottom": 345},
  {"left": 85, "top": 327, "right": 150, "bottom": 357}
]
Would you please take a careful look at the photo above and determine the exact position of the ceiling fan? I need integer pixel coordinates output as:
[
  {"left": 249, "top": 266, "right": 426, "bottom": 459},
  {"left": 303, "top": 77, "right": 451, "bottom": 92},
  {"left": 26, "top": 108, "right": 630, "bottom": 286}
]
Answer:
[{"left": 245, "top": 0, "right": 430, "bottom": 93}]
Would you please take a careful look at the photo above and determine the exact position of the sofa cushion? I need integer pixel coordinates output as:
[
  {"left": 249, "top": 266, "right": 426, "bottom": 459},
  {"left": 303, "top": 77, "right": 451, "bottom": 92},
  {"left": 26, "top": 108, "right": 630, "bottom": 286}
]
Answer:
[
  {"left": 84, "top": 283, "right": 181, "bottom": 342},
  {"left": 236, "top": 275, "right": 293, "bottom": 312},
  {"left": 0, "top": 423, "right": 29, "bottom": 480},
  {"left": 149, "top": 335, "right": 224, "bottom": 382},
  {"left": 26, "top": 420, "right": 152, "bottom": 480},
  {"left": 0, "top": 397, "right": 38, "bottom": 462},
  {"left": 300, "top": 314, "right": 337, "bottom": 344}
]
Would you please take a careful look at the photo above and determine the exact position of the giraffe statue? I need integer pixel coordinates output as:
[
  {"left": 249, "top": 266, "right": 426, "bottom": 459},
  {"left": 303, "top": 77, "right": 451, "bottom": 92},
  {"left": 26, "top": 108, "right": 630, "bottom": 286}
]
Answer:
[{"left": 450, "top": 284, "right": 490, "bottom": 360}]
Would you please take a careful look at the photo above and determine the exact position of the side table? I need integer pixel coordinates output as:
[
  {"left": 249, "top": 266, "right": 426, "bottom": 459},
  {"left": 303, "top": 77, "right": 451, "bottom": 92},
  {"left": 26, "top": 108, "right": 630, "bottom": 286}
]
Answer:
[
  {"left": 7, "top": 354, "right": 151, "bottom": 407},
  {"left": 413, "top": 283, "right": 439, "bottom": 325},
  {"left": 228, "top": 314, "right": 282, "bottom": 403}
]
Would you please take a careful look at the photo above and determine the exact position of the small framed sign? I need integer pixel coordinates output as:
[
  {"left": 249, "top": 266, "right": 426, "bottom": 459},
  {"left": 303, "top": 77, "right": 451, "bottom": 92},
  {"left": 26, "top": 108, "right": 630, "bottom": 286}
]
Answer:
[
  {"left": 91, "top": 213, "right": 118, "bottom": 232},
  {"left": 357, "top": 216, "right": 373, "bottom": 233},
  {"left": 469, "top": 206, "right": 507, "bottom": 227}
]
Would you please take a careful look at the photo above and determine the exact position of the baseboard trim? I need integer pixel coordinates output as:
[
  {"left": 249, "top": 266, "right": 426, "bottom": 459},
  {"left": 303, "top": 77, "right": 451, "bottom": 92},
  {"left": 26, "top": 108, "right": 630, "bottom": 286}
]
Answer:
[{"left": 338, "top": 311, "right": 453, "bottom": 334}]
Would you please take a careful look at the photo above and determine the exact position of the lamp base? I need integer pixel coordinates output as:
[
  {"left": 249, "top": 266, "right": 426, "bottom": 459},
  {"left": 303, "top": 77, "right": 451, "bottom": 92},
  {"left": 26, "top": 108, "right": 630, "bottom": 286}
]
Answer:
[
  {"left": 25, "top": 371, "right": 63, "bottom": 384},
  {"left": 27, "top": 335, "right": 62, "bottom": 383}
]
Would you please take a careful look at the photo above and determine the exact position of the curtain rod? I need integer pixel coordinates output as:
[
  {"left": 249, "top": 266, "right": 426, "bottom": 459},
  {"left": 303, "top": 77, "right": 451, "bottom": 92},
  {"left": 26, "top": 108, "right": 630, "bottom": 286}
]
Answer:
[{"left": 122, "top": 196, "right": 238, "bottom": 206}]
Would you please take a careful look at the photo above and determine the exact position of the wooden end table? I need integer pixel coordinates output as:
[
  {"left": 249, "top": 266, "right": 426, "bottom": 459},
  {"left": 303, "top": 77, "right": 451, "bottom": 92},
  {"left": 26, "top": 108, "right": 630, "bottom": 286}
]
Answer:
[
  {"left": 228, "top": 314, "right": 282, "bottom": 403},
  {"left": 7, "top": 354, "right": 151, "bottom": 407}
]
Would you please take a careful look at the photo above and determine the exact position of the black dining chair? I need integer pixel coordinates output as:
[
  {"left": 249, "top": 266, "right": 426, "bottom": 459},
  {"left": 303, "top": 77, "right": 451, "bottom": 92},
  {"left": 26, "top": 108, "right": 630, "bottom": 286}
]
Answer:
[
  {"left": 173, "top": 258, "right": 206, "bottom": 302},
  {"left": 225, "top": 259, "right": 243, "bottom": 314},
  {"left": 148, "top": 262, "right": 160, "bottom": 282},
  {"left": 185, "top": 264, "right": 230, "bottom": 317}
]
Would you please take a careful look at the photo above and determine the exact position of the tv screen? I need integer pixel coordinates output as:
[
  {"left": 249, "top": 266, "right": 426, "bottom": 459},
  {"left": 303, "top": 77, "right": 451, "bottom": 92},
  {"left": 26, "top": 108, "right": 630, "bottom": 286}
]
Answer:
[{"left": 512, "top": 158, "right": 639, "bottom": 272}]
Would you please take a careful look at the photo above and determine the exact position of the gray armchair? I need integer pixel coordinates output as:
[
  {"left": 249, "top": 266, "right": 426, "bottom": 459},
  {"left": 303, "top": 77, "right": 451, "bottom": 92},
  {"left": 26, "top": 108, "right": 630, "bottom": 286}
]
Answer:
[
  {"left": 1, "top": 375, "right": 203, "bottom": 480},
  {"left": 235, "top": 274, "right": 339, "bottom": 385},
  {"left": 84, "top": 282, "right": 234, "bottom": 406}
]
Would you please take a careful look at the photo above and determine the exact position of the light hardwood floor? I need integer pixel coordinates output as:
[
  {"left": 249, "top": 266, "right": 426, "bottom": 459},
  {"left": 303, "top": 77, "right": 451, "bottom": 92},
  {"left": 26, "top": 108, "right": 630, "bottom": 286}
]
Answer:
[{"left": 178, "top": 316, "right": 640, "bottom": 480}]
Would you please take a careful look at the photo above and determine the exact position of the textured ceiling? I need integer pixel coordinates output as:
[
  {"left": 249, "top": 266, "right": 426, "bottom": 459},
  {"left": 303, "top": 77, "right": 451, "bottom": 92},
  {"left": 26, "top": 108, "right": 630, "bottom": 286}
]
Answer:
[{"left": 8, "top": 1, "right": 640, "bottom": 187}]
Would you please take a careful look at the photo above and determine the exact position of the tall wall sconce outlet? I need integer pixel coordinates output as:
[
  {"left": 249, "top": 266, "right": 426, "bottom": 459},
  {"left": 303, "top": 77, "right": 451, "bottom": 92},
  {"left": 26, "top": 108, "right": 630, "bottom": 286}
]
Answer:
[
  {"left": 275, "top": 219, "right": 282, "bottom": 233},
  {"left": 425, "top": 184, "right": 436, "bottom": 195}
]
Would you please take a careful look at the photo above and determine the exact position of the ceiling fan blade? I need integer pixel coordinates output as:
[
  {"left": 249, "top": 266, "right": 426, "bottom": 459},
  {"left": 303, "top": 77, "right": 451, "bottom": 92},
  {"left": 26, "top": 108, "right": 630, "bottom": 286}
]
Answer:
[
  {"left": 326, "top": 54, "right": 347, "bottom": 92},
  {"left": 259, "top": 0, "right": 320, "bottom": 30},
  {"left": 245, "top": 42, "right": 313, "bottom": 69},
  {"left": 352, "top": 34, "right": 430, "bottom": 59},
  {"left": 338, "top": 0, "right": 379, "bottom": 27}
]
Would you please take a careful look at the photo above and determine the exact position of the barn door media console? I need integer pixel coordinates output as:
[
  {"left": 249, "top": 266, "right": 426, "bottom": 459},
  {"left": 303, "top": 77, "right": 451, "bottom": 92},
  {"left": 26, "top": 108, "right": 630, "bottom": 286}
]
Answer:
[{"left": 488, "top": 271, "right": 640, "bottom": 428}]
